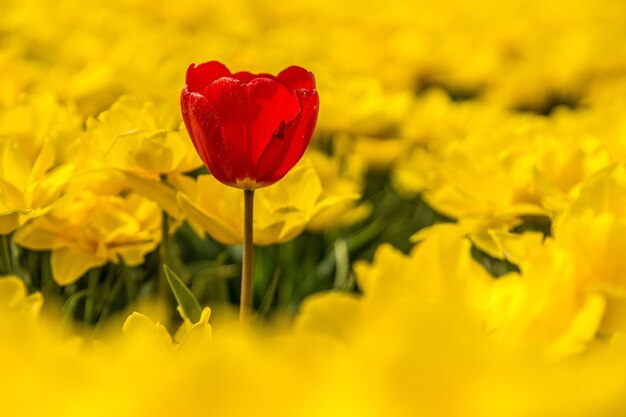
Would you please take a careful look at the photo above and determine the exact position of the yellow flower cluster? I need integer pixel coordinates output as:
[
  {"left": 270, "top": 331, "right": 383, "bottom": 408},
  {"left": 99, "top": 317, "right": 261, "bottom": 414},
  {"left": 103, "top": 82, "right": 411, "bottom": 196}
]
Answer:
[
  {"left": 2, "top": 234, "right": 626, "bottom": 417},
  {"left": 0, "top": 93, "right": 365, "bottom": 284}
]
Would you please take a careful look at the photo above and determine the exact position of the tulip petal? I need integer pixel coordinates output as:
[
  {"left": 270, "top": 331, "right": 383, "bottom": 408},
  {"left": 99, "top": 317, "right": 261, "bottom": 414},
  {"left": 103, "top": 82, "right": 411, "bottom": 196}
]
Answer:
[
  {"left": 201, "top": 78, "right": 249, "bottom": 180},
  {"left": 277, "top": 66, "right": 316, "bottom": 91},
  {"left": 232, "top": 71, "right": 275, "bottom": 83},
  {"left": 204, "top": 77, "right": 300, "bottom": 182},
  {"left": 185, "top": 92, "right": 235, "bottom": 185},
  {"left": 185, "top": 62, "right": 231, "bottom": 94},
  {"left": 180, "top": 89, "right": 193, "bottom": 136},
  {"left": 247, "top": 78, "right": 301, "bottom": 164},
  {"left": 256, "top": 90, "right": 319, "bottom": 183}
]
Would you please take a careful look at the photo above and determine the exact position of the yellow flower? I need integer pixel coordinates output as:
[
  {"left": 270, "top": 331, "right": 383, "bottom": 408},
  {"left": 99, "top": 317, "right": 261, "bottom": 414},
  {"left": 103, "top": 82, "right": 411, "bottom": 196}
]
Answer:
[
  {"left": 306, "top": 150, "right": 371, "bottom": 231},
  {"left": 46, "top": 95, "right": 204, "bottom": 225},
  {"left": 356, "top": 225, "right": 494, "bottom": 323},
  {"left": 0, "top": 94, "right": 81, "bottom": 164},
  {"left": 122, "top": 312, "right": 174, "bottom": 352},
  {"left": 395, "top": 118, "right": 547, "bottom": 223},
  {"left": 178, "top": 157, "right": 365, "bottom": 245},
  {"left": 173, "top": 306, "right": 212, "bottom": 349},
  {"left": 391, "top": 91, "right": 505, "bottom": 198},
  {"left": 296, "top": 224, "right": 495, "bottom": 347},
  {"left": 392, "top": 103, "right": 612, "bottom": 258},
  {"left": 0, "top": 95, "right": 79, "bottom": 234},
  {"left": 88, "top": 96, "right": 202, "bottom": 219},
  {"left": 122, "top": 306, "right": 212, "bottom": 352},
  {"left": 337, "top": 134, "right": 411, "bottom": 172},
  {"left": 0, "top": 53, "right": 37, "bottom": 107},
  {"left": 0, "top": 138, "right": 77, "bottom": 235},
  {"left": 319, "top": 76, "right": 412, "bottom": 137},
  {"left": 15, "top": 187, "right": 161, "bottom": 285},
  {"left": 485, "top": 237, "right": 606, "bottom": 359},
  {"left": 99, "top": 96, "right": 201, "bottom": 178},
  {"left": 0, "top": 276, "right": 43, "bottom": 321},
  {"left": 554, "top": 164, "right": 626, "bottom": 296}
]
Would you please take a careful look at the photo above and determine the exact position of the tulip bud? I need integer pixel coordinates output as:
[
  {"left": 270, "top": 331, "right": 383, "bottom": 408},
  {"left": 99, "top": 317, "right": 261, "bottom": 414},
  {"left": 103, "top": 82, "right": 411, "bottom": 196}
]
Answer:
[{"left": 181, "top": 61, "right": 319, "bottom": 190}]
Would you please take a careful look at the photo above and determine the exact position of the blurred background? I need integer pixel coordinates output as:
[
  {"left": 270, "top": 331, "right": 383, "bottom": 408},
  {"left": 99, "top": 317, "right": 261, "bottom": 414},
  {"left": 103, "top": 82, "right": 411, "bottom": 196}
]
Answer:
[{"left": 1, "top": 0, "right": 626, "bottom": 327}]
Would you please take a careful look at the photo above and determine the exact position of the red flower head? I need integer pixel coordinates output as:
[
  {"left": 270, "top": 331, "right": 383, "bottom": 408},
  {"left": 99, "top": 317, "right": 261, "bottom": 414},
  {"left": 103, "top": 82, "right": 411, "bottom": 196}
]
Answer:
[{"left": 181, "top": 61, "right": 319, "bottom": 190}]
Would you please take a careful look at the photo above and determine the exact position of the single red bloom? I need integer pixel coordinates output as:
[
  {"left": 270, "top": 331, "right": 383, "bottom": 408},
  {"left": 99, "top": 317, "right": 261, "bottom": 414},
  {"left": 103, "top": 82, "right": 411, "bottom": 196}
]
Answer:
[{"left": 181, "top": 61, "right": 319, "bottom": 190}]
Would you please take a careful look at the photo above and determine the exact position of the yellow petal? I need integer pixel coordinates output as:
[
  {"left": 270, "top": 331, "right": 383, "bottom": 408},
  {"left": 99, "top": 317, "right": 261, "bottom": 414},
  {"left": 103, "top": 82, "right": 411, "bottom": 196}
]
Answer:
[
  {"left": 14, "top": 222, "right": 64, "bottom": 250},
  {"left": 124, "top": 172, "right": 182, "bottom": 218},
  {"left": 0, "top": 276, "right": 43, "bottom": 319},
  {"left": 175, "top": 307, "right": 212, "bottom": 350},
  {"left": 0, "top": 213, "right": 19, "bottom": 235},
  {"left": 177, "top": 191, "right": 242, "bottom": 245},
  {"left": 51, "top": 247, "right": 106, "bottom": 285},
  {"left": 123, "top": 311, "right": 174, "bottom": 351},
  {"left": 0, "top": 140, "right": 31, "bottom": 192},
  {"left": 295, "top": 292, "right": 362, "bottom": 342}
]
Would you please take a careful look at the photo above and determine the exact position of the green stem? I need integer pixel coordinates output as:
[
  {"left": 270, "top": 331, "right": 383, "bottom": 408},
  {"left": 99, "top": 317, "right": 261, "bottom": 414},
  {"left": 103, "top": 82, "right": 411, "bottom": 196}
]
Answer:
[
  {"left": 0, "top": 234, "right": 13, "bottom": 275},
  {"left": 240, "top": 189, "right": 254, "bottom": 321},
  {"left": 259, "top": 266, "right": 281, "bottom": 317},
  {"left": 62, "top": 289, "right": 91, "bottom": 327},
  {"left": 84, "top": 269, "right": 100, "bottom": 323},
  {"left": 333, "top": 238, "right": 350, "bottom": 290},
  {"left": 278, "top": 240, "right": 295, "bottom": 306},
  {"left": 92, "top": 263, "right": 126, "bottom": 338},
  {"left": 41, "top": 252, "right": 54, "bottom": 297},
  {"left": 159, "top": 210, "right": 170, "bottom": 297}
]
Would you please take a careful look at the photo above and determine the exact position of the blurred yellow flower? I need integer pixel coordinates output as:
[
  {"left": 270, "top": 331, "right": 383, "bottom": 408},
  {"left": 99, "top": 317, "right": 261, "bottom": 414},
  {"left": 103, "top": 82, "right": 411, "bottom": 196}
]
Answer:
[
  {"left": 0, "top": 95, "right": 79, "bottom": 234},
  {"left": 485, "top": 237, "right": 606, "bottom": 359},
  {"left": 338, "top": 134, "right": 410, "bottom": 172},
  {"left": 306, "top": 150, "right": 371, "bottom": 231},
  {"left": 319, "top": 77, "right": 412, "bottom": 137},
  {"left": 0, "top": 275, "right": 43, "bottom": 320},
  {"left": 123, "top": 305, "right": 212, "bottom": 352},
  {"left": 122, "top": 311, "right": 174, "bottom": 352},
  {"left": 392, "top": 102, "right": 614, "bottom": 259},
  {"left": 554, "top": 164, "right": 626, "bottom": 297},
  {"left": 354, "top": 225, "right": 494, "bottom": 324},
  {"left": 0, "top": 94, "right": 82, "bottom": 163}
]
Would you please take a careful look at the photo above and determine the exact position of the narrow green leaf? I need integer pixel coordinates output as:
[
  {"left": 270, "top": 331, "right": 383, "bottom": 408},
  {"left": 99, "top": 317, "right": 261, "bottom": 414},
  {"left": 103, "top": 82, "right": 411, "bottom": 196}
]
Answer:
[
  {"left": 333, "top": 238, "right": 350, "bottom": 290},
  {"left": 259, "top": 266, "right": 281, "bottom": 317},
  {"left": 61, "top": 289, "right": 91, "bottom": 325},
  {"left": 163, "top": 265, "right": 202, "bottom": 323}
]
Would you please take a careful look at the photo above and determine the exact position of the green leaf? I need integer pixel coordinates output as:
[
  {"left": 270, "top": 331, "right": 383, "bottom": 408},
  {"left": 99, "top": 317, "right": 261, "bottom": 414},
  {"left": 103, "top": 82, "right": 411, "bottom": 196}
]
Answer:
[
  {"left": 61, "top": 289, "right": 91, "bottom": 326},
  {"left": 163, "top": 265, "right": 202, "bottom": 323},
  {"left": 333, "top": 238, "right": 350, "bottom": 290}
]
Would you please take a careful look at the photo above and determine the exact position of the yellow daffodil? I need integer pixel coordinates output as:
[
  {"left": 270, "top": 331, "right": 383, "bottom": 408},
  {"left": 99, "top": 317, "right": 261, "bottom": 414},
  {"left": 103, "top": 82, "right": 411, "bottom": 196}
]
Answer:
[
  {"left": 0, "top": 275, "right": 43, "bottom": 320},
  {"left": 0, "top": 96, "right": 79, "bottom": 234},
  {"left": 485, "top": 237, "right": 606, "bottom": 359},
  {"left": 177, "top": 157, "right": 365, "bottom": 245},
  {"left": 85, "top": 96, "right": 202, "bottom": 218},
  {"left": 306, "top": 150, "right": 371, "bottom": 231},
  {"left": 123, "top": 306, "right": 212, "bottom": 352},
  {"left": 97, "top": 96, "right": 201, "bottom": 178},
  {"left": 554, "top": 164, "right": 626, "bottom": 296},
  {"left": 15, "top": 187, "right": 161, "bottom": 285},
  {"left": 0, "top": 94, "right": 82, "bottom": 164},
  {"left": 319, "top": 77, "right": 412, "bottom": 137}
]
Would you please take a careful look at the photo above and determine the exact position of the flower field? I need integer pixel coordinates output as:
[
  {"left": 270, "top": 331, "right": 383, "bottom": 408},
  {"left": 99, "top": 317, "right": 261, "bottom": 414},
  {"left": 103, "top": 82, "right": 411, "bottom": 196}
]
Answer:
[{"left": 2, "top": 0, "right": 626, "bottom": 415}]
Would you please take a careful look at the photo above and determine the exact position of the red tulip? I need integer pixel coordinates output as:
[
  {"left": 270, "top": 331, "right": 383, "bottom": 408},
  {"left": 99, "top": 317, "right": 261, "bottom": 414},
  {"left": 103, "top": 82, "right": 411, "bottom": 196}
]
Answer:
[{"left": 181, "top": 61, "right": 319, "bottom": 190}]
